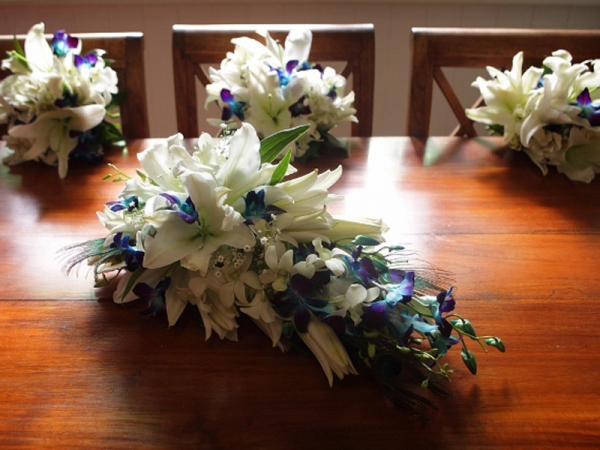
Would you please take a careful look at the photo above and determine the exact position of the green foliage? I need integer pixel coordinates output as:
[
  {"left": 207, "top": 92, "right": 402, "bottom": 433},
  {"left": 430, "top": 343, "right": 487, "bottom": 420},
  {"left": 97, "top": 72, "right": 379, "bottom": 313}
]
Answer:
[
  {"left": 269, "top": 149, "right": 292, "bottom": 185},
  {"left": 259, "top": 124, "right": 309, "bottom": 164},
  {"left": 461, "top": 348, "right": 478, "bottom": 375}
]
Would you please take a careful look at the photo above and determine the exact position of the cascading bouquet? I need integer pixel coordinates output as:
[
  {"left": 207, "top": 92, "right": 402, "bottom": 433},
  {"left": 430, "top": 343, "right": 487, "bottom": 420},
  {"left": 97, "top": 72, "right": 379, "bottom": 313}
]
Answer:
[
  {"left": 205, "top": 28, "right": 357, "bottom": 162},
  {"left": 0, "top": 23, "right": 125, "bottom": 178},
  {"left": 64, "top": 123, "right": 503, "bottom": 418},
  {"left": 466, "top": 50, "right": 600, "bottom": 183}
]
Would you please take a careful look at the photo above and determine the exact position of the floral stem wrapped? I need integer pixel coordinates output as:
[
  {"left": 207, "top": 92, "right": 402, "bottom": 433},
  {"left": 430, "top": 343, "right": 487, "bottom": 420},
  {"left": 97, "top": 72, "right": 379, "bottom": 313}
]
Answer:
[
  {"left": 205, "top": 28, "right": 357, "bottom": 162},
  {"left": 64, "top": 124, "right": 503, "bottom": 418},
  {"left": 466, "top": 50, "right": 600, "bottom": 183},
  {"left": 0, "top": 23, "right": 125, "bottom": 178}
]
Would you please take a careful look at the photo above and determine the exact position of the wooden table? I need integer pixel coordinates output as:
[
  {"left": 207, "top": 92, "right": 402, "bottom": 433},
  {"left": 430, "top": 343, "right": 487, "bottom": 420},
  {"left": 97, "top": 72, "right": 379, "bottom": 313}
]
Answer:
[{"left": 1, "top": 136, "right": 599, "bottom": 449}]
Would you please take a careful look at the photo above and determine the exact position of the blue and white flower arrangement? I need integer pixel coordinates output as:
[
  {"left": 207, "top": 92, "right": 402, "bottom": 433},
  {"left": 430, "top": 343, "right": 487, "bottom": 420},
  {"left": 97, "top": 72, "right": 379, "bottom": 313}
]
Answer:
[
  {"left": 65, "top": 124, "right": 503, "bottom": 417},
  {"left": 205, "top": 28, "right": 357, "bottom": 162},
  {"left": 466, "top": 50, "right": 600, "bottom": 183},
  {"left": 0, "top": 23, "right": 125, "bottom": 178}
]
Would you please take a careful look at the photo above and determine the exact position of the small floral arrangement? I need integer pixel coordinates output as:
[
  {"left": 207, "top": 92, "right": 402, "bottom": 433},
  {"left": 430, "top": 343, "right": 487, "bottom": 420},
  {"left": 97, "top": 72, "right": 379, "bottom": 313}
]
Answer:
[
  {"left": 205, "top": 28, "right": 357, "bottom": 162},
  {"left": 466, "top": 50, "right": 600, "bottom": 183},
  {"left": 0, "top": 23, "right": 125, "bottom": 178},
  {"left": 64, "top": 124, "right": 503, "bottom": 417}
]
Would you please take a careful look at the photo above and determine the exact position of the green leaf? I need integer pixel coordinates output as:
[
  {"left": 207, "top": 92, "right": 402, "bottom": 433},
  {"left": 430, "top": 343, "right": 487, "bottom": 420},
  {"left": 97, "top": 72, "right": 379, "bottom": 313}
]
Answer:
[
  {"left": 97, "top": 120, "right": 126, "bottom": 144},
  {"left": 12, "top": 36, "right": 25, "bottom": 58},
  {"left": 7, "top": 50, "right": 30, "bottom": 72},
  {"left": 451, "top": 318, "right": 476, "bottom": 337},
  {"left": 485, "top": 337, "right": 506, "bottom": 353},
  {"left": 367, "top": 343, "right": 376, "bottom": 359},
  {"left": 136, "top": 169, "right": 148, "bottom": 183},
  {"left": 269, "top": 149, "right": 292, "bottom": 185},
  {"left": 461, "top": 348, "right": 477, "bottom": 375},
  {"left": 259, "top": 124, "right": 309, "bottom": 164},
  {"left": 352, "top": 235, "right": 381, "bottom": 246}
]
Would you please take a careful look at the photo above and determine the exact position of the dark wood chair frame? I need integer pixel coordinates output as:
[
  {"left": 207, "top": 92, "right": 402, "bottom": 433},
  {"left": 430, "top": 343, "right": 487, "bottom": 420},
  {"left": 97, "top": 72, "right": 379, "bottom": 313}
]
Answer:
[
  {"left": 407, "top": 27, "right": 600, "bottom": 138},
  {"left": 0, "top": 31, "right": 149, "bottom": 139},
  {"left": 172, "top": 23, "right": 375, "bottom": 138}
]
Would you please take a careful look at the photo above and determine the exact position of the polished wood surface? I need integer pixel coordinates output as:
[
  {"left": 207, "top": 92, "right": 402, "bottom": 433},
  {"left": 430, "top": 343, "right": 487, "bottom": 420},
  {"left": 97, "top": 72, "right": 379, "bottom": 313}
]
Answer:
[
  {"left": 1, "top": 136, "right": 600, "bottom": 449},
  {"left": 0, "top": 32, "right": 150, "bottom": 139},
  {"left": 172, "top": 24, "right": 375, "bottom": 137},
  {"left": 407, "top": 27, "right": 600, "bottom": 137}
]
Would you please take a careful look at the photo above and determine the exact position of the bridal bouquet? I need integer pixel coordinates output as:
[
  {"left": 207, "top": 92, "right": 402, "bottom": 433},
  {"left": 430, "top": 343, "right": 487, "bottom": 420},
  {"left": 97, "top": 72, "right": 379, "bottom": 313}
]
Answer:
[
  {"left": 0, "top": 23, "right": 125, "bottom": 178},
  {"left": 466, "top": 50, "right": 600, "bottom": 183},
  {"left": 64, "top": 124, "right": 503, "bottom": 417},
  {"left": 205, "top": 28, "right": 357, "bottom": 162}
]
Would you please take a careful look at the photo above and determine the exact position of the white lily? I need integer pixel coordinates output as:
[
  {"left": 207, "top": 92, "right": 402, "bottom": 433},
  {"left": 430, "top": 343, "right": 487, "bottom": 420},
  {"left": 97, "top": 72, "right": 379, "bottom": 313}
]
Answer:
[
  {"left": 238, "top": 289, "right": 284, "bottom": 347},
  {"left": 141, "top": 172, "right": 255, "bottom": 275},
  {"left": 466, "top": 51, "right": 543, "bottom": 146},
  {"left": 299, "top": 315, "right": 358, "bottom": 386},
  {"left": 24, "top": 22, "right": 54, "bottom": 73},
  {"left": 8, "top": 104, "right": 105, "bottom": 178}
]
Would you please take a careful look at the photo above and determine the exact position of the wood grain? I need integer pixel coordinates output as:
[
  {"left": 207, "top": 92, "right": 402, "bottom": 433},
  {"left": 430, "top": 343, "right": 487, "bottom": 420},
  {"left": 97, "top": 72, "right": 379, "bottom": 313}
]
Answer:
[{"left": 1, "top": 136, "right": 600, "bottom": 448}]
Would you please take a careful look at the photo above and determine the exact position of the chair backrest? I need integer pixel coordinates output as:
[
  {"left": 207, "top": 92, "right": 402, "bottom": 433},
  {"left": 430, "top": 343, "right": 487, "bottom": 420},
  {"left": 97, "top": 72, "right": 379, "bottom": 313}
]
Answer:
[
  {"left": 0, "top": 31, "right": 149, "bottom": 139},
  {"left": 172, "top": 23, "right": 375, "bottom": 138},
  {"left": 407, "top": 27, "right": 600, "bottom": 138}
]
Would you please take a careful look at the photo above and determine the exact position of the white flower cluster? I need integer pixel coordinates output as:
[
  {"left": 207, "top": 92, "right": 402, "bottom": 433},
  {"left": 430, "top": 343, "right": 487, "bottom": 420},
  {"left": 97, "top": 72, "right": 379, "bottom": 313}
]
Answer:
[
  {"left": 97, "top": 124, "right": 385, "bottom": 385},
  {"left": 466, "top": 50, "right": 600, "bottom": 183},
  {"left": 0, "top": 23, "right": 119, "bottom": 178},
  {"left": 205, "top": 28, "right": 357, "bottom": 160}
]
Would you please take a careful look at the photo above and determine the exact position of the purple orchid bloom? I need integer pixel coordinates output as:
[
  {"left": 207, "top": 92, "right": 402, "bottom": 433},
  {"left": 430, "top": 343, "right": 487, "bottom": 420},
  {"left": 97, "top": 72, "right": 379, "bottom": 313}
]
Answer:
[
  {"left": 574, "top": 88, "right": 600, "bottom": 127},
  {"left": 50, "top": 30, "right": 80, "bottom": 57},
  {"left": 273, "top": 272, "right": 331, "bottom": 333},
  {"left": 273, "top": 60, "right": 299, "bottom": 87},
  {"left": 107, "top": 195, "right": 140, "bottom": 213},
  {"left": 133, "top": 277, "right": 171, "bottom": 317},
  {"left": 243, "top": 189, "right": 285, "bottom": 225},
  {"left": 160, "top": 193, "right": 198, "bottom": 224},
  {"left": 110, "top": 232, "right": 145, "bottom": 272},
  {"left": 74, "top": 52, "right": 98, "bottom": 68},
  {"left": 288, "top": 95, "right": 311, "bottom": 118},
  {"left": 220, "top": 89, "right": 247, "bottom": 121}
]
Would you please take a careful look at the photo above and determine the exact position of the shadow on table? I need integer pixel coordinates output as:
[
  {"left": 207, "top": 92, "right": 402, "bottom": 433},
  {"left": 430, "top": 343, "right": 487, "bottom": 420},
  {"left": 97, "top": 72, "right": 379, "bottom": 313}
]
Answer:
[
  {"left": 0, "top": 146, "right": 127, "bottom": 218},
  {"left": 79, "top": 292, "right": 496, "bottom": 449}
]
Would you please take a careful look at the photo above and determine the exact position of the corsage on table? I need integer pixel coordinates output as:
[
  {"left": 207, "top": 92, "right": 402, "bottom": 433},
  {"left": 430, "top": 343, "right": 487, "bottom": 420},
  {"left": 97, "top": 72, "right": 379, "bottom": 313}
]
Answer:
[
  {"left": 466, "top": 49, "right": 600, "bottom": 183},
  {"left": 64, "top": 124, "right": 503, "bottom": 418},
  {"left": 0, "top": 23, "right": 125, "bottom": 178},
  {"left": 205, "top": 28, "right": 357, "bottom": 162}
]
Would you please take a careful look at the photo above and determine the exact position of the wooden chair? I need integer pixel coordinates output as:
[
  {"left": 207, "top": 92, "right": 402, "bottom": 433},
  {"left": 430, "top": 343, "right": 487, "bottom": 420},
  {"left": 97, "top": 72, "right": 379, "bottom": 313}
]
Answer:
[
  {"left": 0, "top": 31, "right": 149, "bottom": 138},
  {"left": 407, "top": 27, "right": 600, "bottom": 138},
  {"left": 172, "top": 24, "right": 375, "bottom": 138}
]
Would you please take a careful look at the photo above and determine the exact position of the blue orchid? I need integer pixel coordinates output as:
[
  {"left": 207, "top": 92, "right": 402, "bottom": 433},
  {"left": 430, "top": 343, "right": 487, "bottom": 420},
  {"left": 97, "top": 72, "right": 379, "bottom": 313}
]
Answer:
[
  {"left": 133, "top": 277, "right": 171, "bottom": 317},
  {"left": 74, "top": 52, "right": 98, "bottom": 68},
  {"left": 273, "top": 60, "right": 300, "bottom": 87},
  {"left": 50, "top": 30, "right": 80, "bottom": 57},
  {"left": 106, "top": 196, "right": 140, "bottom": 213},
  {"left": 110, "top": 232, "right": 144, "bottom": 272},
  {"left": 273, "top": 272, "right": 331, "bottom": 333},
  {"left": 288, "top": 95, "right": 311, "bottom": 118},
  {"left": 574, "top": 88, "right": 600, "bottom": 127},
  {"left": 220, "top": 89, "right": 247, "bottom": 121},
  {"left": 342, "top": 245, "right": 380, "bottom": 287},
  {"left": 243, "top": 189, "right": 285, "bottom": 224},
  {"left": 160, "top": 193, "right": 198, "bottom": 224}
]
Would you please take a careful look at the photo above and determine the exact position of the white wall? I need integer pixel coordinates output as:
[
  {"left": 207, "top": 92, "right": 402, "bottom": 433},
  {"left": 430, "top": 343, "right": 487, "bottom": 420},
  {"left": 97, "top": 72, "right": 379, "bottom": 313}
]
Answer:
[{"left": 1, "top": 1, "right": 599, "bottom": 137}]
